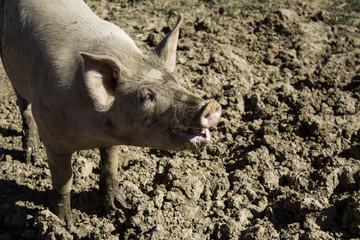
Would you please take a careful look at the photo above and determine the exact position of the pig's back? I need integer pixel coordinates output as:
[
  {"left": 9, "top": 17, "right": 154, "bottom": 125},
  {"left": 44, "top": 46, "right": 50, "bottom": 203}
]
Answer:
[{"left": 1, "top": 0, "right": 141, "bottom": 102}]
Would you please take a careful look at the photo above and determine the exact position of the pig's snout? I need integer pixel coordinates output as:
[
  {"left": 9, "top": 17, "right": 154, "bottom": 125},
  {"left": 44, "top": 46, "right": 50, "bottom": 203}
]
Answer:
[{"left": 199, "top": 101, "right": 222, "bottom": 128}]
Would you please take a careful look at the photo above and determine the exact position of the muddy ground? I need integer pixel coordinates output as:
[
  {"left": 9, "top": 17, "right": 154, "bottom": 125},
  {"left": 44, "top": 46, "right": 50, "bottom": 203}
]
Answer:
[{"left": 1, "top": 0, "right": 360, "bottom": 239}]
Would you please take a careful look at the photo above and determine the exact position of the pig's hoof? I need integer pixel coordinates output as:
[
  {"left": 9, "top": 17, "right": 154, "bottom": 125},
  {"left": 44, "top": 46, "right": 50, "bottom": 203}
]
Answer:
[
  {"left": 22, "top": 126, "right": 41, "bottom": 164},
  {"left": 114, "top": 193, "right": 128, "bottom": 210},
  {"left": 102, "top": 190, "right": 128, "bottom": 213},
  {"left": 51, "top": 191, "right": 73, "bottom": 230},
  {"left": 24, "top": 147, "right": 41, "bottom": 164}
]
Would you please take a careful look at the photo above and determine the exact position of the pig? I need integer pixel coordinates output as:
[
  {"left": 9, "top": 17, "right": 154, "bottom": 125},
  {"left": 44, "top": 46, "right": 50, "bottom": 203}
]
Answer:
[{"left": 0, "top": 0, "right": 222, "bottom": 226}]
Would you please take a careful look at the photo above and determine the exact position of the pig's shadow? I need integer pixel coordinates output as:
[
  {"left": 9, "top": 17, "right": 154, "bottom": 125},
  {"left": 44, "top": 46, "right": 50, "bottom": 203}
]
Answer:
[
  {"left": 0, "top": 126, "right": 24, "bottom": 160},
  {"left": 0, "top": 174, "right": 105, "bottom": 217},
  {"left": 0, "top": 127, "right": 22, "bottom": 137},
  {"left": 71, "top": 189, "right": 104, "bottom": 215},
  {"left": 0, "top": 179, "right": 51, "bottom": 236},
  {"left": 0, "top": 125, "right": 111, "bottom": 222},
  {"left": 0, "top": 179, "right": 106, "bottom": 230},
  {"left": 0, "top": 147, "right": 24, "bottom": 160}
]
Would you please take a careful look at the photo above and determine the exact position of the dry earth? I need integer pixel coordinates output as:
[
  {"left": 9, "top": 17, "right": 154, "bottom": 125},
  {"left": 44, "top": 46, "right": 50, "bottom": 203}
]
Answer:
[{"left": 1, "top": 0, "right": 360, "bottom": 239}]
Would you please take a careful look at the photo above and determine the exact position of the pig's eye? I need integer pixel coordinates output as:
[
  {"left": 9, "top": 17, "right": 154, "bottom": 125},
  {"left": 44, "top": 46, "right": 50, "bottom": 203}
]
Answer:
[
  {"left": 143, "top": 93, "right": 154, "bottom": 102},
  {"left": 138, "top": 89, "right": 156, "bottom": 104}
]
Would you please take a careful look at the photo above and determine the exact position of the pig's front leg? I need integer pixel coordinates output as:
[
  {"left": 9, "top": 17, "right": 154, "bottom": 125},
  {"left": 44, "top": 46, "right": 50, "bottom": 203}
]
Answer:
[
  {"left": 99, "top": 146, "right": 123, "bottom": 212},
  {"left": 47, "top": 148, "right": 73, "bottom": 227}
]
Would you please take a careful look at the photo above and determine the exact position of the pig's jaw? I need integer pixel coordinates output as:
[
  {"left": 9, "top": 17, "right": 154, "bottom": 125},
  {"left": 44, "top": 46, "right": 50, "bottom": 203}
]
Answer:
[{"left": 169, "top": 127, "right": 211, "bottom": 149}]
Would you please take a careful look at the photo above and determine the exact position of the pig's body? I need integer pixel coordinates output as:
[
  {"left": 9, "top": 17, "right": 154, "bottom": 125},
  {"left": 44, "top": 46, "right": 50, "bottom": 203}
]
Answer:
[{"left": 0, "top": 0, "right": 221, "bottom": 226}]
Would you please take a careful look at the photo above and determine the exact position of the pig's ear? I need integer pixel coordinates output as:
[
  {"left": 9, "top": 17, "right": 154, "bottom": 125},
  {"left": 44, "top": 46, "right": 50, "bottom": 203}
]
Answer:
[
  {"left": 80, "top": 52, "right": 121, "bottom": 112},
  {"left": 154, "top": 15, "right": 183, "bottom": 73}
]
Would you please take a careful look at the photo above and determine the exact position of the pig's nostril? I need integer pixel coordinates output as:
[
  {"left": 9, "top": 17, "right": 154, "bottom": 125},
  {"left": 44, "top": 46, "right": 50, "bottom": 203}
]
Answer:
[
  {"left": 215, "top": 107, "right": 221, "bottom": 114},
  {"left": 200, "top": 101, "right": 222, "bottom": 128}
]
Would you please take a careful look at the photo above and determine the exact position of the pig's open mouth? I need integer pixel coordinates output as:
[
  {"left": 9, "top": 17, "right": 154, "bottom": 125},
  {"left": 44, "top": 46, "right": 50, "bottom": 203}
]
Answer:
[{"left": 169, "top": 126, "right": 211, "bottom": 147}]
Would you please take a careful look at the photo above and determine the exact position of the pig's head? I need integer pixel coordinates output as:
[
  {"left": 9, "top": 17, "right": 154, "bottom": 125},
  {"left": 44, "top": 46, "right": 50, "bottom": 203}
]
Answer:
[{"left": 80, "top": 16, "right": 221, "bottom": 151}]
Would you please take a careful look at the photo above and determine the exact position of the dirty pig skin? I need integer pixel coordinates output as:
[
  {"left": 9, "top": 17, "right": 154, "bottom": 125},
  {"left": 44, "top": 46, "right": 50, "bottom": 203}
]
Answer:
[{"left": 0, "top": 0, "right": 222, "bottom": 226}]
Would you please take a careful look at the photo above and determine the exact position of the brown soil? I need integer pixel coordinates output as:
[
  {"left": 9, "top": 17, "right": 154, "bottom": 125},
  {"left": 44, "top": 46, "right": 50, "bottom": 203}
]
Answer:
[{"left": 1, "top": 0, "right": 360, "bottom": 239}]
